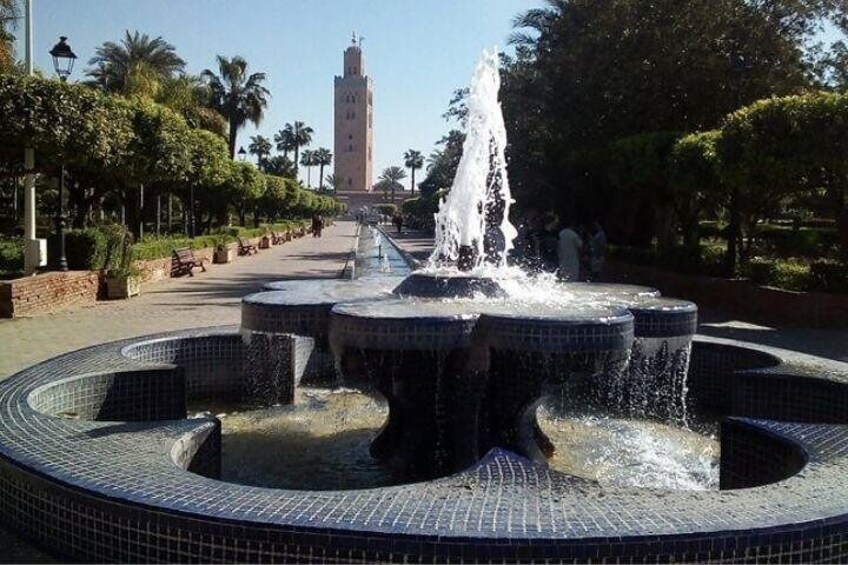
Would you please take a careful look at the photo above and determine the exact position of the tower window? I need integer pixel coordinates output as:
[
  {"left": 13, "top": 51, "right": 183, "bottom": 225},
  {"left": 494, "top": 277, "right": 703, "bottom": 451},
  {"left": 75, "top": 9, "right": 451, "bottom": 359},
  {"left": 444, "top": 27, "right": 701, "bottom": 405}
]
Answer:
[
  {"left": 348, "top": 134, "right": 353, "bottom": 140},
  {"left": 348, "top": 144, "right": 353, "bottom": 152},
  {"left": 348, "top": 178, "right": 352, "bottom": 186}
]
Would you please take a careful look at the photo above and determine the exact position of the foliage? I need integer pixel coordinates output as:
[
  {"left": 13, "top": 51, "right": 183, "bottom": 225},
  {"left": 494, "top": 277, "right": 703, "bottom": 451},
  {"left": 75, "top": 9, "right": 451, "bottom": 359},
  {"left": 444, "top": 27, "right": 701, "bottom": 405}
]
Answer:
[
  {"left": 63, "top": 228, "right": 108, "bottom": 270},
  {"left": 0, "top": 236, "right": 23, "bottom": 277},
  {"left": 605, "top": 131, "right": 683, "bottom": 247},
  {"left": 279, "top": 121, "right": 313, "bottom": 175},
  {"left": 374, "top": 203, "right": 397, "bottom": 216},
  {"left": 419, "top": 130, "right": 464, "bottom": 198},
  {"left": 744, "top": 257, "right": 810, "bottom": 291},
  {"left": 403, "top": 149, "right": 424, "bottom": 193},
  {"left": 717, "top": 91, "right": 848, "bottom": 259},
  {"left": 808, "top": 260, "right": 848, "bottom": 293},
  {"left": 0, "top": 0, "right": 19, "bottom": 74},
  {"left": 263, "top": 155, "right": 296, "bottom": 178},
  {"left": 668, "top": 130, "right": 725, "bottom": 246},
  {"left": 377, "top": 166, "right": 407, "bottom": 201},
  {"left": 202, "top": 55, "right": 270, "bottom": 158},
  {"left": 608, "top": 242, "right": 726, "bottom": 278},
  {"left": 248, "top": 134, "right": 272, "bottom": 165},
  {"left": 86, "top": 30, "right": 186, "bottom": 97},
  {"left": 313, "top": 148, "right": 332, "bottom": 190}
]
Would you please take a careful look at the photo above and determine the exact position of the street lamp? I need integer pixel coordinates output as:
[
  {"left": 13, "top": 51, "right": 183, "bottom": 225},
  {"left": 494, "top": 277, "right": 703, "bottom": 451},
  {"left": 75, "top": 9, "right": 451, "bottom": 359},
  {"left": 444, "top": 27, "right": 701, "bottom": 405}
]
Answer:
[
  {"left": 50, "top": 36, "right": 77, "bottom": 271},
  {"left": 49, "top": 36, "right": 77, "bottom": 82},
  {"left": 238, "top": 146, "right": 247, "bottom": 161}
]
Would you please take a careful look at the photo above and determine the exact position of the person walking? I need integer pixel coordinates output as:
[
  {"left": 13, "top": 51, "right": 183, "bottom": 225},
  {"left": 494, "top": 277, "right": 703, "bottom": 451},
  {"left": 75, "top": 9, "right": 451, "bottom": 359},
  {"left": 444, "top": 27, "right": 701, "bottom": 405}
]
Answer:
[
  {"left": 557, "top": 222, "right": 583, "bottom": 281},
  {"left": 589, "top": 221, "right": 607, "bottom": 281}
]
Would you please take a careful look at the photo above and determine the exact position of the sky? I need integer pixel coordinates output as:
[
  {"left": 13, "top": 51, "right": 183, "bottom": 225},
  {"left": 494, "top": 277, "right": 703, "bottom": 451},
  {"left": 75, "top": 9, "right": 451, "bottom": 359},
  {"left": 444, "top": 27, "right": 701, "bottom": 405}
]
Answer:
[{"left": 15, "top": 0, "right": 541, "bottom": 188}]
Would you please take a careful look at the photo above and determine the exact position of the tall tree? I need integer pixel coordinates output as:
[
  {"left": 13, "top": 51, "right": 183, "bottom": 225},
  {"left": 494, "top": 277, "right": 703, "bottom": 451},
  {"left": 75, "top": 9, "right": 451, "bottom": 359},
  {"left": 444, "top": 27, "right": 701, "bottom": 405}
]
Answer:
[
  {"left": 503, "top": 0, "right": 828, "bottom": 227},
  {"left": 274, "top": 127, "right": 295, "bottom": 158},
  {"left": 86, "top": 31, "right": 186, "bottom": 96},
  {"left": 202, "top": 55, "right": 270, "bottom": 159},
  {"left": 418, "top": 130, "right": 465, "bottom": 197},
  {"left": 300, "top": 149, "right": 316, "bottom": 188},
  {"left": 403, "top": 149, "right": 424, "bottom": 194},
  {"left": 0, "top": 0, "right": 20, "bottom": 74},
  {"left": 313, "top": 147, "right": 333, "bottom": 191},
  {"left": 325, "top": 172, "right": 344, "bottom": 193},
  {"left": 281, "top": 121, "right": 313, "bottom": 177},
  {"left": 378, "top": 166, "right": 407, "bottom": 202},
  {"left": 248, "top": 134, "right": 272, "bottom": 168}
]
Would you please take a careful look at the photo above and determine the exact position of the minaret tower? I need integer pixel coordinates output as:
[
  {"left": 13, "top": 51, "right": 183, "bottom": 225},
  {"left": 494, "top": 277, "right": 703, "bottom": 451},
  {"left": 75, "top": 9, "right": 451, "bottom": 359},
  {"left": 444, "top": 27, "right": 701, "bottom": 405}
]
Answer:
[{"left": 334, "top": 32, "right": 374, "bottom": 192}]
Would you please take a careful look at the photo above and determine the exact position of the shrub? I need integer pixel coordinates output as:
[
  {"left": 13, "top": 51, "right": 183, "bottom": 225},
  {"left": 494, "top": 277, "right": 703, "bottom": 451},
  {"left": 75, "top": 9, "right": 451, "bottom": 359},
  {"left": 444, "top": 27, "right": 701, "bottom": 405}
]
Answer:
[
  {"left": 808, "top": 260, "right": 848, "bottom": 293},
  {"left": 374, "top": 203, "right": 397, "bottom": 216},
  {"left": 0, "top": 237, "right": 24, "bottom": 276},
  {"left": 63, "top": 229, "right": 107, "bottom": 270},
  {"left": 745, "top": 257, "right": 809, "bottom": 291}
]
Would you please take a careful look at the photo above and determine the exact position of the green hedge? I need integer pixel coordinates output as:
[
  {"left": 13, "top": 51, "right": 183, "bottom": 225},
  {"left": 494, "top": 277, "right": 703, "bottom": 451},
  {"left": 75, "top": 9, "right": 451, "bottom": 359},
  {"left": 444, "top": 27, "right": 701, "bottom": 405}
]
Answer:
[
  {"left": 132, "top": 220, "right": 310, "bottom": 262},
  {"left": 608, "top": 242, "right": 725, "bottom": 278},
  {"left": 744, "top": 258, "right": 809, "bottom": 291},
  {"left": 0, "top": 237, "right": 23, "bottom": 277}
]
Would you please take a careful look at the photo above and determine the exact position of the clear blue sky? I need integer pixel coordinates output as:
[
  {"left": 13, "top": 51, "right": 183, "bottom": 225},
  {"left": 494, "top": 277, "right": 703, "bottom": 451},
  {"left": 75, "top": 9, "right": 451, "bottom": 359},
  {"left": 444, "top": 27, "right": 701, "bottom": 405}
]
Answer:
[{"left": 17, "top": 0, "right": 541, "bottom": 188}]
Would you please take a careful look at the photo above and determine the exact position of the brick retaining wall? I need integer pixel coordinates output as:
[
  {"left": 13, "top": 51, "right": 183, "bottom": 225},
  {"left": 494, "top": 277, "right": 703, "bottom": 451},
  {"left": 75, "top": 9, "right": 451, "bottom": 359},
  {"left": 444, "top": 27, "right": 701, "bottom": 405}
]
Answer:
[
  {"left": 0, "top": 271, "right": 99, "bottom": 318},
  {"left": 606, "top": 260, "right": 848, "bottom": 327}
]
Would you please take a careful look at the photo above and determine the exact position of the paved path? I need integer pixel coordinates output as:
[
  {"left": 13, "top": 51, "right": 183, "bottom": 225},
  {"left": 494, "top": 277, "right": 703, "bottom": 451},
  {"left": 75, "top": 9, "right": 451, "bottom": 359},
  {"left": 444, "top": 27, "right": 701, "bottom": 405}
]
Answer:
[{"left": 0, "top": 221, "right": 358, "bottom": 381}]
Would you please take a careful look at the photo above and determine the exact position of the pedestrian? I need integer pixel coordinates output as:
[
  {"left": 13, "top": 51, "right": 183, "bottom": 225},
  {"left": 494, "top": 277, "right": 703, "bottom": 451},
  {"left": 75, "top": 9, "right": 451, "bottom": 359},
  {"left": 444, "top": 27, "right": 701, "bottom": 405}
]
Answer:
[
  {"left": 589, "top": 221, "right": 607, "bottom": 281},
  {"left": 317, "top": 214, "right": 325, "bottom": 237},
  {"left": 557, "top": 222, "right": 583, "bottom": 281},
  {"left": 311, "top": 214, "right": 320, "bottom": 237},
  {"left": 393, "top": 214, "right": 404, "bottom": 234},
  {"left": 588, "top": 221, "right": 607, "bottom": 280}
]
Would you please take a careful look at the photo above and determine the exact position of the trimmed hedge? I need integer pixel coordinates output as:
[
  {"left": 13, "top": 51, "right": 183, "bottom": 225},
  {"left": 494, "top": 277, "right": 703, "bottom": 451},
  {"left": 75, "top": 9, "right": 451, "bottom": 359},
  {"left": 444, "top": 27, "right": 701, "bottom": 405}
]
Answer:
[
  {"left": 745, "top": 258, "right": 809, "bottom": 291},
  {"left": 0, "top": 237, "right": 23, "bottom": 277},
  {"left": 609, "top": 242, "right": 725, "bottom": 278}
]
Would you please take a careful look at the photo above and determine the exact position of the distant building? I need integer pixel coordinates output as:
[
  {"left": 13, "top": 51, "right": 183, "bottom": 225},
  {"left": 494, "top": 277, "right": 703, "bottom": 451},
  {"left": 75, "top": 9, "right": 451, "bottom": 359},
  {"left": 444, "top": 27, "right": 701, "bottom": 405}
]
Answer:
[{"left": 334, "top": 33, "right": 374, "bottom": 193}]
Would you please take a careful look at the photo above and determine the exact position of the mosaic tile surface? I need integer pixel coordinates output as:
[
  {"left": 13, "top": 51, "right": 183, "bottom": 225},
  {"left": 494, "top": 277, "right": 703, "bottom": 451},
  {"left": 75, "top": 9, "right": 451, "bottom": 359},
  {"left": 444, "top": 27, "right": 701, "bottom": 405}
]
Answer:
[{"left": 1, "top": 328, "right": 848, "bottom": 562}]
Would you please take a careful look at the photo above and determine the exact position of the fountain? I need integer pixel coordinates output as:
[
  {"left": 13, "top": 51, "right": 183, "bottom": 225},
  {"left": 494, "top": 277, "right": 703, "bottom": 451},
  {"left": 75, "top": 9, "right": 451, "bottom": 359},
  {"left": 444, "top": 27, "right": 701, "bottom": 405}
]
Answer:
[{"left": 2, "top": 49, "right": 848, "bottom": 563}]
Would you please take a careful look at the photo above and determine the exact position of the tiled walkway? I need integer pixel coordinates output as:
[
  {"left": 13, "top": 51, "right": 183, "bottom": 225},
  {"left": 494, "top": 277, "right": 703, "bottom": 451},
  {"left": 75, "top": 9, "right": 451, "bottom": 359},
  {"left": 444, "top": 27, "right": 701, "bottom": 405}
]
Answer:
[{"left": 0, "top": 221, "right": 358, "bottom": 381}]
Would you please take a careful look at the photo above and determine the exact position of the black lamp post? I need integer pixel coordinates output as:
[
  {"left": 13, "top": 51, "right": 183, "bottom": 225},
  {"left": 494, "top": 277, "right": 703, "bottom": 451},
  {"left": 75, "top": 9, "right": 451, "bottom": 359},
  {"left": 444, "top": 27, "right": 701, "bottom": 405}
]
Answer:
[
  {"left": 50, "top": 36, "right": 77, "bottom": 271},
  {"left": 49, "top": 36, "right": 77, "bottom": 83},
  {"left": 238, "top": 146, "right": 247, "bottom": 161}
]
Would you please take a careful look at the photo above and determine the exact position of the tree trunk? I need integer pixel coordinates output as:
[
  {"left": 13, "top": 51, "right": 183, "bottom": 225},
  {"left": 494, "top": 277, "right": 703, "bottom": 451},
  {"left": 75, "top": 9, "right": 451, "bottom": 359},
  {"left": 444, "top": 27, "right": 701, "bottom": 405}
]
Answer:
[
  {"left": 411, "top": 167, "right": 416, "bottom": 194},
  {"left": 319, "top": 164, "right": 325, "bottom": 191},
  {"left": 724, "top": 187, "right": 740, "bottom": 277},
  {"left": 228, "top": 117, "right": 238, "bottom": 160}
]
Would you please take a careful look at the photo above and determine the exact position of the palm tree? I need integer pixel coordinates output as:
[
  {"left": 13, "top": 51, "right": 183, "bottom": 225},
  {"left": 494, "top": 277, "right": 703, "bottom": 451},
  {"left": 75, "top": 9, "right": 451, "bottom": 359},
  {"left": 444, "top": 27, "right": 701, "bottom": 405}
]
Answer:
[
  {"left": 202, "top": 55, "right": 270, "bottom": 159},
  {"left": 300, "top": 149, "right": 316, "bottom": 188},
  {"left": 248, "top": 135, "right": 273, "bottom": 168},
  {"left": 403, "top": 149, "right": 425, "bottom": 194},
  {"left": 313, "top": 148, "right": 333, "bottom": 191},
  {"left": 378, "top": 166, "right": 408, "bottom": 202},
  {"left": 281, "top": 121, "right": 314, "bottom": 177},
  {"left": 86, "top": 30, "right": 186, "bottom": 96},
  {"left": 325, "top": 173, "right": 344, "bottom": 193},
  {"left": 274, "top": 128, "right": 295, "bottom": 159}
]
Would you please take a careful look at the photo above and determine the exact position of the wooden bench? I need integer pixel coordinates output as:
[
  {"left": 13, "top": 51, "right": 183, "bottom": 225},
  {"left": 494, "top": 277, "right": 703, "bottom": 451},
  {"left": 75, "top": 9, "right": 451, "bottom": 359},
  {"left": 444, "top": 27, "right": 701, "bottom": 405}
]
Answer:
[
  {"left": 271, "top": 231, "right": 286, "bottom": 245},
  {"left": 237, "top": 236, "right": 258, "bottom": 256},
  {"left": 171, "top": 247, "right": 207, "bottom": 277}
]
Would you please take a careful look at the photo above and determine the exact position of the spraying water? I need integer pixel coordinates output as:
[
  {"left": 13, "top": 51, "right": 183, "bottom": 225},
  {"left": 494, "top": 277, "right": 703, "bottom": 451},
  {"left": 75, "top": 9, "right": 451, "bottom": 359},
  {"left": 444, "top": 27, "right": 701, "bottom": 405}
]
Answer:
[{"left": 429, "top": 48, "right": 518, "bottom": 271}]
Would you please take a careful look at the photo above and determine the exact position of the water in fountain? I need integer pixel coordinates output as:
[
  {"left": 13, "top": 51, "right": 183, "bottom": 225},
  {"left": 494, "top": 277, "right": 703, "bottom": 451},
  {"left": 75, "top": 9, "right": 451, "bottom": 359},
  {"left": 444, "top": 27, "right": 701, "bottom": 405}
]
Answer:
[
  {"left": 215, "top": 48, "right": 714, "bottom": 493},
  {"left": 430, "top": 48, "right": 517, "bottom": 271}
]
